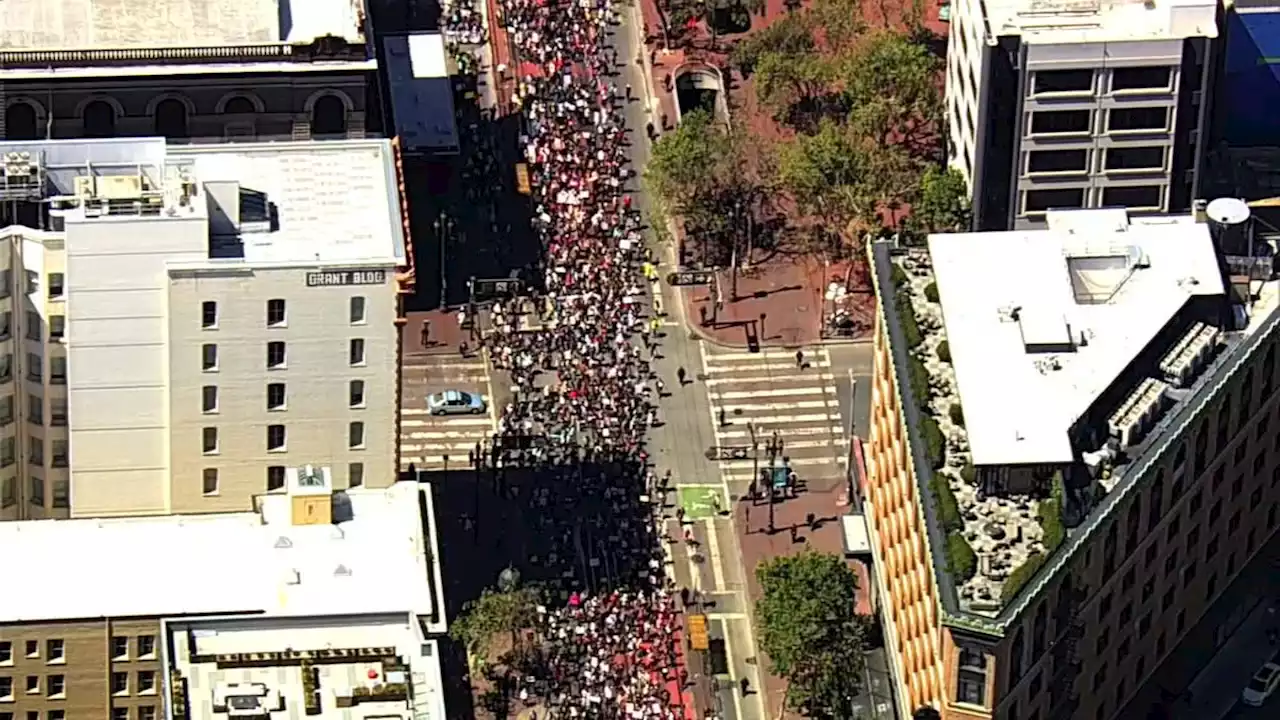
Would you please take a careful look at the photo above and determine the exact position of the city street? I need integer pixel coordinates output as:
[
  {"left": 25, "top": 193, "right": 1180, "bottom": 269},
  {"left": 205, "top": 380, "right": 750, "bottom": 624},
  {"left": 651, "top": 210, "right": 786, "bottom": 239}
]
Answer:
[{"left": 399, "top": 350, "right": 499, "bottom": 474}]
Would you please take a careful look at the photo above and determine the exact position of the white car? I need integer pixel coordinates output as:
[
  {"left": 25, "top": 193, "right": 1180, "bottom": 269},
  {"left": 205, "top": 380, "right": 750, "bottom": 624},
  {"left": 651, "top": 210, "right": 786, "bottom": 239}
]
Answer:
[{"left": 1242, "top": 661, "right": 1280, "bottom": 707}]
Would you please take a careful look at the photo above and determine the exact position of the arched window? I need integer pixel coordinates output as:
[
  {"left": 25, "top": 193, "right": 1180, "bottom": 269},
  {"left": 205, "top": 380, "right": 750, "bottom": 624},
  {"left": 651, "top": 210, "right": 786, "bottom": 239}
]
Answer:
[
  {"left": 312, "top": 94, "right": 347, "bottom": 136},
  {"left": 154, "top": 98, "right": 189, "bottom": 139},
  {"left": 82, "top": 100, "right": 116, "bottom": 138},
  {"left": 222, "top": 96, "right": 256, "bottom": 115},
  {"left": 4, "top": 103, "right": 39, "bottom": 140}
]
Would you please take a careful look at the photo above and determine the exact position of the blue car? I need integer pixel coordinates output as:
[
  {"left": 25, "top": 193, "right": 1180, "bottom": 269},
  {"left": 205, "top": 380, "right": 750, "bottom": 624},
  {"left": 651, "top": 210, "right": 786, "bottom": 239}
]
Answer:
[{"left": 427, "top": 389, "right": 487, "bottom": 416}]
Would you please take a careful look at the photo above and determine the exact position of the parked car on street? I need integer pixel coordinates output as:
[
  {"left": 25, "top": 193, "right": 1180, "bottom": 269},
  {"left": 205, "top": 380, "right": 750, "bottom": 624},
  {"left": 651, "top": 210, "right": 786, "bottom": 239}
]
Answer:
[
  {"left": 1242, "top": 660, "right": 1280, "bottom": 707},
  {"left": 427, "top": 390, "right": 487, "bottom": 416}
]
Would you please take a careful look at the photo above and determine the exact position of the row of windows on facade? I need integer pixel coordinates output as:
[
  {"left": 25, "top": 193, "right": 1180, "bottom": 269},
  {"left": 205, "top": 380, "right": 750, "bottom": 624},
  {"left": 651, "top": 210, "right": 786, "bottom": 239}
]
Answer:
[
  {"left": 996, "top": 367, "right": 1280, "bottom": 718},
  {"left": 1030, "top": 67, "right": 1176, "bottom": 97},
  {"left": 201, "top": 338, "right": 367, "bottom": 372},
  {"left": 0, "top": 635, "right": 154, "bottom": 665},
  {"left": 0, "top": 709, "right": 158, "bottom": 720},
  {"left": 202, "top": 378, "right": 367, "bottom": 414},
  {"left": 200, "top": 420, "right": 369, "bottom": 457},
  {"left": 0, "top": 475, "right": 68, "bottom": 511},
  {"left": 201, "top": 296, "right": 368, "bottom": 330},
  {"left": 0, "top": 314, "right": 66, "bottom": 345},
  {"left": 200, "top": 461, "right": 365, "bottom": 496},
  {"left": 1027, "top": 106, "right": 1173, "bottom": 137},
  {"left": 3, "top": 93, "right": 350, "bottom": 141}
]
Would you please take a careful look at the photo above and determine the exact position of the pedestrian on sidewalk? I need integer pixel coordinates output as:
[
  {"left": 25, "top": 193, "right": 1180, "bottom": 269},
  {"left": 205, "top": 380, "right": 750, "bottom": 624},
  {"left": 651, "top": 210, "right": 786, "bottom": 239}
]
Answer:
[
  {"left": 739, "top": 677, "right": 749, "bottom": 696},
  {"left": 656, "top": 378, "right": 666, "bottom": 396},
  {"left": 796, "top": 349, "right": 805, "bottom": 369},
  {"left": 625, "top": 84, "right": 633, "bottom": 101},
  {"left": 420, "top": 320, "right": 431, "bottom": 348},
  {"left": 718, "top": 407, "right": 727, "bottom": 427},
  {"left": 677, "top": 366, "right": 687, "bottom": 385}
]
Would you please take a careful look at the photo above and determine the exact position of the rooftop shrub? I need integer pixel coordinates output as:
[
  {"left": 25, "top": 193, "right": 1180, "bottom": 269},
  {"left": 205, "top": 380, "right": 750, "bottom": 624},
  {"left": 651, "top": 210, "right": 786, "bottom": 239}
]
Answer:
[
  {"left": 908, "top": 356, "right": 930, "bottom": 406},
  {"left": 936, "top": 339, "right": 950, "bottom": 363},
  {"left": 924, "top": 281, "right": 939, "bottom": 302},
  {"left": 1002, "top": 552, "right": 1046, "bottom": 603},
  {"left": 946, "top": 532, "right": 977, "bottom": 583},
  {"left": 930, "top": 475, "right": 962, "bottom": 532},
  {"left": 920, "top": 415, "right": 945, "bottom": 469},
  {"left": 949, "top": 402, "right": 965, "bottom": 427}
]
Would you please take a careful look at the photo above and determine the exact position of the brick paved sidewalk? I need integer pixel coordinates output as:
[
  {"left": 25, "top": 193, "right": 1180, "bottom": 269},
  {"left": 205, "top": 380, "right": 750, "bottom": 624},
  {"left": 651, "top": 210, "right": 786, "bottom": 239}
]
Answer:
[{"left": 404, "top": 308, "right": 476, "bottom": 358}]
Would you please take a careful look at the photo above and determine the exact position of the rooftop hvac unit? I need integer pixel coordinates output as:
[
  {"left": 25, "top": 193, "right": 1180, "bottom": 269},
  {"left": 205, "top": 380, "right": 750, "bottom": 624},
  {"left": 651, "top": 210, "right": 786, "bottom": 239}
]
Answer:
[
  {"left": 95, "top": 175, "right": 143, "bottom": 200},
  {"left": 1108, "top": 378, "right": 1170, "bottom": 447},
  {"left": 1158, "top": 323, "right": 1219, "bottom": 387}
]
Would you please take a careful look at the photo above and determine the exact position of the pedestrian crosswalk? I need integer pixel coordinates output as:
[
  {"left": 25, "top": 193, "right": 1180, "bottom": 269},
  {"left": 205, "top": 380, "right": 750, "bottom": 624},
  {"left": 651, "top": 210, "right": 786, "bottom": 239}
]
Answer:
[
  {"left": 699, "top": 344, "right": 848, "bottom": 486},
  {"left": 399, "top": 353, "right": 499, "bottom": 473}
]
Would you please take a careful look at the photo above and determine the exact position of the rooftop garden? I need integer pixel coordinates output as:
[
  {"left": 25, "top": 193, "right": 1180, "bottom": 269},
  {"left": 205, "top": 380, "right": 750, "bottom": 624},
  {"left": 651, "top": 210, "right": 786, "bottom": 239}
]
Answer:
[{"left": 890, "top": 251, "right": 1064, "bottom": 615}]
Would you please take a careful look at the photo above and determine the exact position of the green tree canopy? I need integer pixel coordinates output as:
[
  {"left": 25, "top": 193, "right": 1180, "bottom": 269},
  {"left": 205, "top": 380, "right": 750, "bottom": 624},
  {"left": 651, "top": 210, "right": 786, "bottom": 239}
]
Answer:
[
  {"left": 754, "top": 549, "right": 868, "bottom": 716},
  {"left": 450, "top": 586, "right": 540, "bottom": 663},
  {"left": 644, "top": 108, "right": 751, "bottom": 237},
  {"left": 729, "top": 11, "right": 815, "bottom": 74},
  {"left": 838, "top": 31, "right": 941, "bottom": 150},
  {"left": 906, "top": 166, "right": 971, "bottom": 235}
]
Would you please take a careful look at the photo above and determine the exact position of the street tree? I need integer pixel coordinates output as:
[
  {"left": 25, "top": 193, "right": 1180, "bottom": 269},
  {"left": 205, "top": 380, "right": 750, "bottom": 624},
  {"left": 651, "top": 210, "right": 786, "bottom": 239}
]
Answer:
[
  {"left": 729, "top": 11, "right": 814, "bottom": 75},
  {"left": 450, "top": 585, "right": 540, "bottom": 665},
  {"left": 775, "top": 119, "right": 916, "bottom": 250},
  {"left": 754, "top": 549, "right": 868, "bottom": 717},
  {"left": 837, "top": 31, "right": 941, "bottom": 154},
  {"left": 906, "top": 166, "right": 971, "bottom": 235},
  {"left": 809, "top": 0, "right": 867, "bottom": 52}
]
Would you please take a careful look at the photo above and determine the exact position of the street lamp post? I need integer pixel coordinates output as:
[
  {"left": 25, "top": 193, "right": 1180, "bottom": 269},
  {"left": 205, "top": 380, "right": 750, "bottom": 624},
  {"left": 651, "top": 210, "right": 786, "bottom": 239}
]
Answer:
[{"left": 767, "top": 434, "right": 777, "bottom": 535}]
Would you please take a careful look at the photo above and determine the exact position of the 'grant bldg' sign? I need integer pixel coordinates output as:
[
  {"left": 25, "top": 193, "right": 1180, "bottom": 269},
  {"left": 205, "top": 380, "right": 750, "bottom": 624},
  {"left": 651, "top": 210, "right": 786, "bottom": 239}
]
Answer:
[{"left": 306, "top": 269, "right": 388, "bottom": 287}]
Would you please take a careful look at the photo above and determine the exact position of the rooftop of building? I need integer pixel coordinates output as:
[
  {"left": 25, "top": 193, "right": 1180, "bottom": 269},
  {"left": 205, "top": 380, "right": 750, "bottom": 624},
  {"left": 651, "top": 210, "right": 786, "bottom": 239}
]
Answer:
[
  {"left": 0, "top": 479, "right": 436, "bottom": 625},
  {"left": 931, "top": 210, "right": 1224, "bottom": 466},
  {"left": 165, "top": 614, "right": 447, "bottom": 720},
  {"left": 0, "top": 137, "right": 407, "bottom": 267},
  {"left": 0, "top": 0, "right": 366, "bottom": 52},
  {"left": 875, "top": 206, "right": 1280, "bottom": 622},
  {"left": 983, "top": 0, "right": 1218, "bottom": 44}
]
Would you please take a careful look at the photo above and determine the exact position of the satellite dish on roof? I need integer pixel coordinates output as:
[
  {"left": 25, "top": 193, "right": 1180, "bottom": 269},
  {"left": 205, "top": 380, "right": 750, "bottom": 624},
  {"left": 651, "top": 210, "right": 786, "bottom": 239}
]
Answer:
[{"left": 1206, "top": 197, "right": 1250, "bottom": 226}]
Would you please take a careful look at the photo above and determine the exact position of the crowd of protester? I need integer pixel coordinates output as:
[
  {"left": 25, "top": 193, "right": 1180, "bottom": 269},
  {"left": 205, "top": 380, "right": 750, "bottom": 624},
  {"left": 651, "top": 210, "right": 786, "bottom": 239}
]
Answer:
[{"left": 443, "top": 0, "right": 692, "bottom": 716}]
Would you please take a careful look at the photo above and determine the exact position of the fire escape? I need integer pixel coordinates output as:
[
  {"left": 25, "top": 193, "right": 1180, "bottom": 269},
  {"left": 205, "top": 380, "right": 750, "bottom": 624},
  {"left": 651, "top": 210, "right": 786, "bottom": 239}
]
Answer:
[{"left": 1048, "top": 569, "right": 1088, "bottom": 720}]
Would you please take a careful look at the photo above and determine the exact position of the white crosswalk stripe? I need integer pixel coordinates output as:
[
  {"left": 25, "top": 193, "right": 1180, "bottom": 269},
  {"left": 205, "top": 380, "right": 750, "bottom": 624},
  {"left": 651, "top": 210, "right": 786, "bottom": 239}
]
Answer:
[
  {"left": 399, "top": 353, "right": 498, "bottom": 472},
  {"left": 699, "top": 344, "right": 849, "bottom": 485}
]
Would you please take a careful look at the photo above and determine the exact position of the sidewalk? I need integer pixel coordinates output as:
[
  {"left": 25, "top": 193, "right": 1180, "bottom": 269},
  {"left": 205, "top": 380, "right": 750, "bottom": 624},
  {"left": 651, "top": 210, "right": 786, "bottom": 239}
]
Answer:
[
  {"left": 679, "top": 259, "right": 875, "bottom": 348},
  {"left": 404, "top": 308, "right": 474, "bottom": 358}
]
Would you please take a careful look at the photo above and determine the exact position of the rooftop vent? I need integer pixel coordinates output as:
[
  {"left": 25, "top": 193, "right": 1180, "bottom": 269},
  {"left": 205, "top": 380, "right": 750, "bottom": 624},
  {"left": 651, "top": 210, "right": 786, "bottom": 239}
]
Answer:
[
  {"left": 274, "top": 536, "right": 293, "bottom": 549},
  {"left": 334, "top": 564, "right": 352, "bottom": 577},
  {"left": 1065, "top": 248, "right": 1144, "bottom": 305}
]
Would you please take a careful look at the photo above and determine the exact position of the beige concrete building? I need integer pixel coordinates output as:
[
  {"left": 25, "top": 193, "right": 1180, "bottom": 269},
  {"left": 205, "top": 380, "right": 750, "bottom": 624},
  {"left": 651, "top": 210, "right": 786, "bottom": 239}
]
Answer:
[
  {"left": 865, "top": 205, "right": 1280, "bottom": 719},
  {"left": 0, "top": 477, "right": 450, "bottom": 720},
  {"left": 0, "top": 135, "right": 412, "bottom": 520},
  {"left": 0, "top": 0, "right": 377, "bottom": 144}
]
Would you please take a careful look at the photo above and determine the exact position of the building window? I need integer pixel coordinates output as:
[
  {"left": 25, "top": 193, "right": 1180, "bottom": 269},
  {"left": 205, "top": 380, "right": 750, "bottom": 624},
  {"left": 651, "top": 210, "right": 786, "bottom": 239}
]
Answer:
[
  {"left": 349, "top": 462, "right": 364, "bottom": 487},
  {"left": 1026, "top": 149, "right": 1088, "bottom": 175},
  {"left": 52, "top": 479, "right": 68, "bottom": 508},
  {"left": 201, "top": 300, "right": 218, "bottom": 329},
  {"left": 25, "top": 352, "right": 40, "bottom": 381},
  {"left": 48, "top": 273, "right": 64, "bottom": 299},
  {"left": 267, "top": 424, "right": 286, "bottom": 452},
  {"left": 112, "top": 709, "right": 128, "bottom": 720},
  {"left": 83, "top": 100, "right": 117, "bottom": 138},
  {"left": 1107, "top": 107, "right": 1170, "bottom": 133},
  {"left": 137, "top": 635, "right": 156, "bottom": 659},
  {"left": 0, "top": 396, "right": 11, "bottom": 425},
  {"left": 202, "top": 468, "right": 218, "bottom": 496},
  {"left": 267, "top": 341, "right": 287, "bottom": 369},
  {"left": 268, "top": 465, "right": 286, "bottom": 492},
  {"left": 223, "top": 96, "right": 257, "bottom": 114},
  {"left": 24, "top": 675, "right": 37, "bottom": 694},
  {"left": 202, "top": 385, "right": 218, "bottom": 414},
  {"left": 49, "top": 315, "right": 64, "bottom": 341},
  {"left": 267, "top": 382, "right": 287, "bottom": 411},
  {"left": 349, "top": 379, "right": 365, "bottom": 408},
  {"left": 28, "top": 439, "right": 42, "bottom": 468},
  {"left": 1102, "top": 185, "right": 1164, "bottom": 211},
  {"left": 5, "top": 102, "right": 39, "bottom": 141},
  {"left": 138, "top": 707, "right": 157, "bottom": 720},
  {"left": 27, "top": 394, "right": 42, "bottom": 426},
  {"left": 312, "top": 94, "right": 349, "bottom": 136},
  {"left": 350, "top": 338, "right": 366, "bottom": 366},
  {"left": 50, "top": 357, "right": 66, "bottom": 385},
  {"left": 1111, "top": 66, "right": 1172, "bottom": 93},
  {"left": 0, "top": 311, "right": 10, "bottom": 340},
  {"left": 50, "top": 710, "right": 66, "bottom": 720},
  {"left": 0, "top": 676, "right": 11, "bottom": 701},
  {"left": 956, "top": 647, "right": 987, "bottom": 706},
  {"left": 202, "top": 427, "right": 218, "bottom": 454},
  {"left": 47, "top": 674, "right": 64, "bottom": 697},
  {"left": 0, "top": 641, "right": 10, "bottom": 663},
  {"left": 110, "top": 670, "right": 128, "bottom": 695},
  {"left": 1029, "top": 109, "right": 1091, "bottom": 136},
  {"left": 154, "top": 98, "right": 189, "bottom": 139},
  {"left": 111, "top": 636, "right": 130, "bottom": 660},
  {"left": 51, "top": 398, "right": 66, "bottom": 427},
  {"left": 45, "top": 640, "right": 63, "bottom": 664},
  {"left": 1105, "top": 147, "right": 1166, "bottom": 173},
  {"left": 1032, "top": 69, "right": 1094, "bottom": 94},
  {"left": 1024, "top": 188, "right": 1085, "bottom": 215},
  {"left": 0, "top": 354, "right": 12, "bottom": 383},
  {"left": 202, "top": 343, "right": 218, "bottom": 371},
  {"left": 267, "top": 298, "right": 287, "bottom": 327},
  {"left": 137, "top": 670, "right": 156, "bottom": 694},
  {"left": 350, "top": 296, "right": 367, "bottom": 324},
  {"left": 349, "top": 421, "right": 365, "bottom": 449}
]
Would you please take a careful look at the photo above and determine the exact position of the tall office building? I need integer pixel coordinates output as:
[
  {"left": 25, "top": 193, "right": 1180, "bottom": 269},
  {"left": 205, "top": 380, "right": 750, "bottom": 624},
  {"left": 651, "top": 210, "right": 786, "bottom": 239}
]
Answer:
[
  {"left": 0, "top": 0, "right": 377, "bottom": 143},
  {"left": 0, "top": 136, "right": 413, "bottom": 520},
  {"left": 866, "top": 205, "right": 1280, "bottom": 719},
  {"left": 946, "top": 0, "right": 1220, "bottom": 230}
]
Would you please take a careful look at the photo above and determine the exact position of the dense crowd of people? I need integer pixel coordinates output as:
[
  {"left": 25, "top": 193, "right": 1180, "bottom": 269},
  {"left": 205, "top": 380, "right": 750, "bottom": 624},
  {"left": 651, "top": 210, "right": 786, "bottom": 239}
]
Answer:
[{"left": 444, "top": 0, "right": 691, "bottom": 717}]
